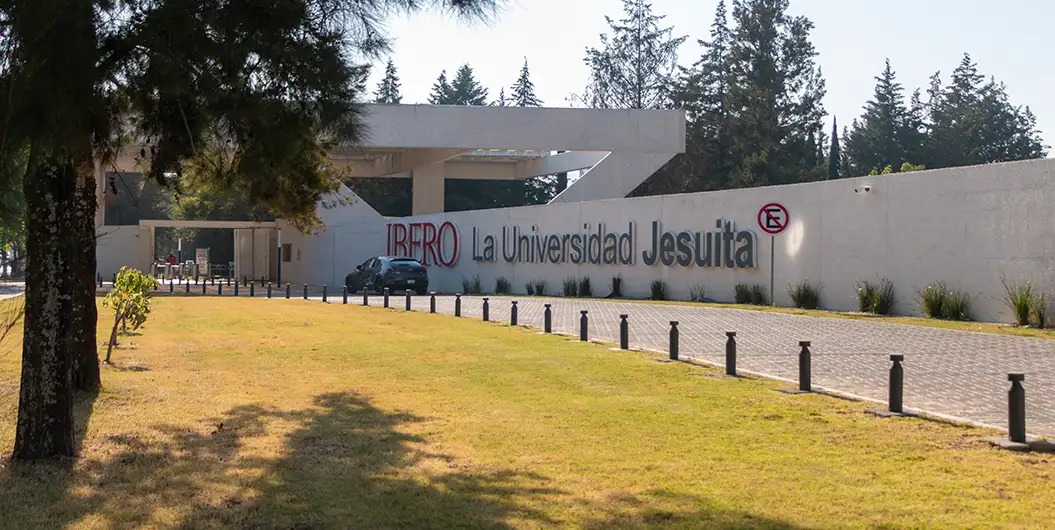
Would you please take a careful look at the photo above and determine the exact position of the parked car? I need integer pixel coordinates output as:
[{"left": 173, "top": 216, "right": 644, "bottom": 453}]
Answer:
[{"left": 346, "top": 256, "right": 429, "bottom": 295}]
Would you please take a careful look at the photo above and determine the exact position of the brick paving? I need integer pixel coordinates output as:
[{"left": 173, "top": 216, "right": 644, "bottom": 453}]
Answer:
[{"left": 136, "top": 281, "right": 1055, "bottom": 437}]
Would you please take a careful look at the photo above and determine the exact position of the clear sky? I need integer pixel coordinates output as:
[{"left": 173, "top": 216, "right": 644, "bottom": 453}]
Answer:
[{"left": 367, "top": 0, "right": 1053, "bottom": 150}]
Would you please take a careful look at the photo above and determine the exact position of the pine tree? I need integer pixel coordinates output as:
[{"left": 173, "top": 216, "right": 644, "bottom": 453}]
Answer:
[
  {"left": 579, "top": 0, "right": 687, "bottom": 110},
  {"left": 449, "top": 64, "right": 489, "bottom": 105},
  {"left": 374, "top": 59, "right": 403, "bottom": 104},
  {"left": 493, "top": 87, "right": 508, "bottom": 106},
  {"left": 844, "top": 59, "right": 913, "bottom": 175},
  {"left": 511, "top": 58, "right": 542, "bottom": 107},
  {"left": 428, "top": 70, "right": 456, "bottom": 104},
  {"left": 828, "top": 117, "right": 841, "bottom": 179}
]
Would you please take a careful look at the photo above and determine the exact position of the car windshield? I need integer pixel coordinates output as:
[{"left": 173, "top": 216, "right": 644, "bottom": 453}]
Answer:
[{"left": 389, "top": 258, "right": 423, "bottom": 268}]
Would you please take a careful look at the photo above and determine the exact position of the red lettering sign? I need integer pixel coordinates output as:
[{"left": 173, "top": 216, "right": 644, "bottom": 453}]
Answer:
[{"left": 385, "top": 221, "right": 459, "bottom": 267}]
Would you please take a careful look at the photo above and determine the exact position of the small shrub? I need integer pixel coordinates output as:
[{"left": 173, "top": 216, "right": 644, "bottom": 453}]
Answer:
[
  {"left": 749, "top": 284, "right": 767, "bottom": 306},
  {"left": 104, "top": 267, "right": 157, "bottom": 363},
  {"left": 856, "top": 280, "right": 877, "bottom": 312},
  {"left": 1033, "top": 293, "right": 1048, "bottom": 329},
  {"left": 917, "top": 282, "right": 947, "bottom": 319},
  {"left": 872, "top": 278, "right": 896, "bottom": 315},
  {"left": 562, "top": 277, "right": 578, "bottom": 297},
  {"left": 461, "top": 277, "right": 472, "bottom": 294},
  {"left": 533, "top": 280, "right": 547, "bottom": 297},
  {"left": 649, "top": 280, "right": 667, "bottom": 300},
  {"left": 525, "top": 282, "right": 535, "bottom": 296},
  {"left": 1001, "top": 277, "right": 1033, "bottom": 327},
  {"left": 495, "top": 276, "right": 511, "bottom": 295},
  {"left": 787, "top": 281, "right": 820, "bottom": 309},
  {"left": 942, "top": 289, "right": 971, "bottom": 321},
  {"left": 579, "top": 276, "right": 593, "bottom": 297},
  {"left": 734, "top": 283, "right": 751, "bottom": 304},
  {"left": 689, "top": 284, "right": 706, "bottom": 302},
  {"left": 611, "top": 276, "right": 623, "bottom": 298}
]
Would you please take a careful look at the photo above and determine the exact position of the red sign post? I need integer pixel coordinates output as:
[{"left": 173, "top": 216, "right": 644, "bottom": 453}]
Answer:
[{"left": 757, "top": 203, "right": 789, "bottom": 305}]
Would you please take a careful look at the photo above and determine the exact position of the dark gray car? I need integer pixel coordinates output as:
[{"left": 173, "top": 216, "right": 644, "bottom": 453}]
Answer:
[{"left": 345, "top": 256, "right": 429, "bottom": 295}]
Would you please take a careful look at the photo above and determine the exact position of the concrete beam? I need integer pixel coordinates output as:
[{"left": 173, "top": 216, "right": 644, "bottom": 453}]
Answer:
[
  {"left": 139, "top": 220, "right": 279, "bottom": 229},
  {"left": 548, "top": 151, "right": 678, "bottom": 204}
]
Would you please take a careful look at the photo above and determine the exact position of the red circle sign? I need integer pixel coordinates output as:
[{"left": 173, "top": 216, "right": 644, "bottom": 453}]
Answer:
[{"left": 758, "top": 203, "right": 789, "bottom": 235}]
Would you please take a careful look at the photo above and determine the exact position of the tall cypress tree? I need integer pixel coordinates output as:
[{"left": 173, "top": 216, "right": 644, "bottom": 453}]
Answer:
[
  {"left": 374, "top": 59, "right": 403, "bottom": 104},
  {"left": 511, "top": 58, "right": 542, "bottom": 107},
  {"left": 828, "top": 117, "right": 841, "bottom": 179}
]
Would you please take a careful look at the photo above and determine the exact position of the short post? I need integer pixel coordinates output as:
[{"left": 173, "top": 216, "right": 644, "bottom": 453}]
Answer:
[
  {"left": 405, "top": 290, "right": 412, "bottom": 311},
  {"left": 243, "top": 276, "right": 248, "bottom": 287},
  {"left": 98, "top": 274, "right": 103, "bottom": 288},
  {"left": 579, "top": 310, "right": 588, "bottom": 341},
  {"left": 169, "top": 281, "right": 174, "bottom": 294},
  {"left": 211, "top": 277, "right": 215, "bottom": 286},
  {"left": 286, "top": 283, "right": 291, "bottom": 299},
  {"left": 234, "top": 281, "right": 239, "bottom": 296},
  {"left": 455, "top": 293, "right": 462, "bottom": 316},
  {"left": 383, "top": 287, "right": 390, "bottom": 308},
  {"left": 267, "top": 283, "right": 272, "bottom": 299},
  {"left": 430, "top": 292, "right": 436, "bottom": 313},
  {"left": 725, "top": 331, "right": 737, "bottom": 376},
  {"left": 669, "top": 321, "right": 679, "bottom": 360},
  {"left": 889, "top": 354, "right": 904, "bottom": 414},
  {"left": 798, "top": 341, "right": 812, "bottom": 392},
  {"left": 544, "top": 304, "right": 552, "bottom": 333},
  {"left": 1008, "top": 373, "right": 1026, "bottom": 443},
  {"left": 363, "top": 292, "right": 369, "bottom": 306},
  {"left": 217, "top": 282, "right": 222, "bottom": 296},
  {"left": 226, "top": 277, "right": 231, "bottom": 286},
  {"left": 343, "top": 286, "right": 348, "bottom": 305},
  {"left": 303, "top": 284, "right": 308, "bottom": 300},
  {"left": 322, "top": 285, "right": 328, "bottom": 303},
  {"left": 249, "top": 282, "right": 255, "bottom": 297},
  {"left": 482, "top": 297, "right": 490, "bottom": 321},
  {"left": 260, "top": 276, "right": 265, "bottom": 288},
  {"left": 112, "top": 272, "right": 116, "bottom": 284},
  {"left": 510, "top": 301, "right": 518, "bottom": 326},
  {"left": 619, "top": 314, "right": 629, "bottom": 350},
  {"left": 185, "top": 281, "right": 190, "bottom": 294}
]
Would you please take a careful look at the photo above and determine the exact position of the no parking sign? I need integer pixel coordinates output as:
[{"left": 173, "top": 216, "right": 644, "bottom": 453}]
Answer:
[{"left": 757, "top": 202, "right": 789, "bottom": 306}]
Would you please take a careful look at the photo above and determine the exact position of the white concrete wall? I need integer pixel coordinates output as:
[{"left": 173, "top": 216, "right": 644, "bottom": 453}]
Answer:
[
  {"left": 377, "top": 158, "right": 1055, "bottom": 324},
  {"left": 97, "top": 226, "right": 144, "bottom": 278}
]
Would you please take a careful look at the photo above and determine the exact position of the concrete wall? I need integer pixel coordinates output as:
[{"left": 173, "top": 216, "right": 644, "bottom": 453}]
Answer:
[
  {"left": 378, "top": 158, "right": 1055, "bottom": 324},
  {"left": 97, "top": 226, "right": 144, "bottom": 278}
]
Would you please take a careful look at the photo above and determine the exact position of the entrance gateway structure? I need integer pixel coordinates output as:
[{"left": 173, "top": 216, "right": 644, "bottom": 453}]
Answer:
[{"left": 96, "top": 103, "right": 686, "bottom": 279}]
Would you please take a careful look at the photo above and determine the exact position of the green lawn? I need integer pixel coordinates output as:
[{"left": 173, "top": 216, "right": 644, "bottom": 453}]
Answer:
[{"left": 0, "top": 298, "right": 1051, "bottom": 529}]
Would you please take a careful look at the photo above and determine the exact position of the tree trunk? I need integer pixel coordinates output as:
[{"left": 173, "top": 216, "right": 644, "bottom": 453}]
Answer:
[
  {"left": 105, "top": 309, "right": 121, "bottom": 364},
  {"left": 13, "top": 158, "right": 78, "bottom": 460},
  {"left": 71, "top": 169, "right": 100, "bottom": 392}
]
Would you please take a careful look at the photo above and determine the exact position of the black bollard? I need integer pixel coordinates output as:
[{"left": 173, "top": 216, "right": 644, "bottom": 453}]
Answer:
[
  {"left": 169, "top": 281, "right": 174, "bottom": 294},
  {"left": 211, "top": 277, "right": 215, "bottom": 286},
  {"left": 185, "top": 281, "right": 190, "bottom": 294},
  {"left": 405, "top": 290, "right": 412, "bottom": 311},
  {"left": 98, "top": 274, "right": 103, "bottom": 288},
  {"left": 267, "top": 283, "right": 273, "bottom": 299},
  {"left": 343, "top": 286, "right": 348, "bottom": 305},
  {"left": 260, "top": 276, "right": 265, "bottom": 288},
  {"left": 544, "top": 304, "right": 552, "bottom": 333},
  {"left": 227, "top": 277, "right": 231, "bottom": 287},
  {"left": 249, "top": 282, "right": 255, "bottom": 297},
  {"left": 218, "top": 282, "right": 222, "bottom": 296},
  {"left": 323, "top": 285, "right": 328, "bottom": 303},
  {"left": 669, "top": 321, "right": 679, "bottom": 360},
  {"left": 619, "top": 314, "right": 629, "bottom": 350},
  {"left": 1008, "top": 373, "right": 1026, "bottom": 443},
  {"left": 234, "top": 281, "right": 239, "bottom": 296},
  {"left": 112, "top": 272, "right": 117, "bottom": 284},
  {"left": 579, "top": 310, "right": 589, "bottom": 341},
  {"left": 243, "top": 276, "right": 248, "bottom": 287},
  {"left": 363, "top": 292, "right": 369, "bottom": 306},
  {"left": 383, "top": 287, "right": 390, "bottom": 308},
  {"left": 303, "top": 284, "right": 308, "bottom": 300},
  {"left": 482, "top": 297, "right": 490, "bottom": 321},
  {"left": 430, "top": 292, "right": 436, "bottom": 313},
  {"left": 455, "top": 293, "right": 462, "bottom": 316},
  {"left": 510, "top": 301, "right": 518, "bottom": 326},
  {"left": 725, "top": 331, "right": 737, "bottom": 376},
  {"left": 889, "top": 354, "right": 904, "bottom": 413},
  {"left": 798, "top": 341, "right": 812, "bottom": 392}
]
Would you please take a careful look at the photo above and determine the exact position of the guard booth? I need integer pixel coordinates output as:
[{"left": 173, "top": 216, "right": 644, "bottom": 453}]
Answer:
[{"left": 137, "top": 220, "right": 280, "bottom": 283}]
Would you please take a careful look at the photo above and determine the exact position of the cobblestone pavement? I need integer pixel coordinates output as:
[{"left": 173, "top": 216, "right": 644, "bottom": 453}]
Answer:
[{"left": 138, "top": 282, "right": 1055, "bottom": 437}]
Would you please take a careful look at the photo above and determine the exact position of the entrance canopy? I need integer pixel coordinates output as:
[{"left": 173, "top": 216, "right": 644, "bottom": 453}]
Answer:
[{"left": 138, "top": 220, "right": 280, "bottom": 283}]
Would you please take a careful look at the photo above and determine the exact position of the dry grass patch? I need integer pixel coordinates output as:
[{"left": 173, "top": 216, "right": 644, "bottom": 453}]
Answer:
[{"left": 0, "top": 297, "right": 1051, "bottom": 528}]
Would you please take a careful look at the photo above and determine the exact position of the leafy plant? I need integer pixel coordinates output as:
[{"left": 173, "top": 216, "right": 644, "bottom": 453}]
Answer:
[
  {"left": 734, "top": 283, "right": 751, "bottom": 304},
  {"left": 562, "top": 277, "right": 578, "bottom": 297},
  {"left": 103, "top": 267, "right": 158, "bottom": 363},
  {"left": 856, "top": 281, "right": 876, "bottom": 312},
  {"left": 460, "top": 275, "right": 483, "bottom": 295},
  {"left": 525, "top": 282, "right": 535, "bottom": 296},
  {"left": 611, "top": 276, "right": 622, "bottom": 298},
  {"left": 649, "top": 280, "right": 667, "bottom": 300},
  {"left": 1033, "top": 293, "right": 1048, "bottom": 329},
  {"left": 872, "top": 278, "right": 896, "bottom": 315},
  {"left": 533, "top": 280, "right": 547, "bottom": 297},
  {"left": 579, "top": 276, "right": 592, "bottom": 297},
  {"left": 495, "top": 276, "right": 511, "bottom": 295},
  {"left": 942, "top": 289, "right": 971, "bottom": 321},
  {"left": 1001, "top": 277, "right": 1033, "bottom": 326},
  {"left": 749, "top": 285, "right": 767, "bottom": 306},
  {"left": 917, "top": 282, "right": 948, "bottom": 319},
  {"left": 689, "top": 284, "right": 706, "bottom": 302},
  {"left": 787, "top": 281, "right": 820, "bottom": 309}
]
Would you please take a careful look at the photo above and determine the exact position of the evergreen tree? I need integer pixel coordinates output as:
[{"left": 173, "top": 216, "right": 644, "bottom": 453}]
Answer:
[
  {"left": 428, "top": 70, "right": 456, "bottom": 104},
  {"left": 828, "top": 117, "right": 841, "bottom": 179},
  {"left": 511, "top": 58, "right": 542, "bottom": 107},
  {"left": 844, "top": 60, "right": 913, "bottom": 175},
  {"left": 449, "top": 64, "right": 489, "bottom": 105},
  {"left": 374, "top": 59, "right": 403, "bottom": 104},
  {"left": 493, "top": 87, "right": 508, "bottom": 106},
  {"left": 579, "top": 0, "right": 687, "bottom": 110}
]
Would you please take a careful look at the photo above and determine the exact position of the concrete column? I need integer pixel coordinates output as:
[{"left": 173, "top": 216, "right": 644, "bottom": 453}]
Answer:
[{"left": 412, "top": 163, "right": 445, "bottom": 215}]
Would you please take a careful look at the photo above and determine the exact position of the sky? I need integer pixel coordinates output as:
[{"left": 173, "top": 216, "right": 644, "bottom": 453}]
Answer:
[{"left": 364, "top": 0, "right": 1054, "bottom": 152}]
